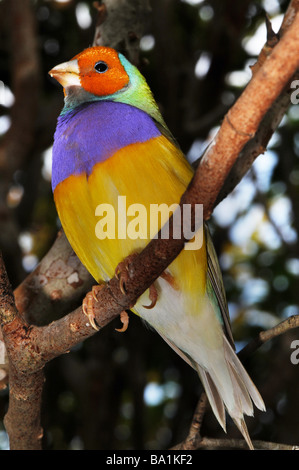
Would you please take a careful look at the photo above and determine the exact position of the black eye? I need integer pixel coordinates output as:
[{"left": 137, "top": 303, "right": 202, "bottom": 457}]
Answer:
[{"left": 94, "top": 61, "right": 108, "bottom": 73}]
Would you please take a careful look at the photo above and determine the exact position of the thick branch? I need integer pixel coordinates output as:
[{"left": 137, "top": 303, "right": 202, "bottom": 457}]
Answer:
[
  {"left": 217, "top": 0, "right": 299, "bottom": 203},
  {"left": 0, "top": 253, "right": 44, "bottom": 450},
  {"left": 3, "top": 366, "right": 44, "bottom": 450},
  {"left": 14, "top": 231, "right": 93, "bottom": 326},
  {"left": 190, "top": 12, "right": 299, "bottom": 220}
]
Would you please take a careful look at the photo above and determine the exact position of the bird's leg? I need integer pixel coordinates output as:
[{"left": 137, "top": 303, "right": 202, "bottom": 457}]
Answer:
[
  {"left": 82, "top": 284, "right": 104, "bottom": 331},
  {"left": 115, "top": 310, "right": 130, "bottom": 333},
  {"left": 114, "top": 257, "right": 177, "bottom": 313}
]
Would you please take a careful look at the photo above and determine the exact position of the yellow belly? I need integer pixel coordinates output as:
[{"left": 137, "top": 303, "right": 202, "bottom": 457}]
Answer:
[{"left": 54, "top": 135, "right": 207, "bottom": 304}]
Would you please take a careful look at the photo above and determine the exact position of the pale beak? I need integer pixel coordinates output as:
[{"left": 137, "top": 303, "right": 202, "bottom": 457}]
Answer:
[{"left": 49, "top": 59, "right": 81, "bottom": 87}]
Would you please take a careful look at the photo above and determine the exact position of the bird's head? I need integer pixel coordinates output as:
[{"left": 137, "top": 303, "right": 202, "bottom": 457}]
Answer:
[
  {"left": 49, "top": 46, "right": 164, "bottom": 125},
  {"left": 49, "top": 47, "right": 129, "bottom": 97}
]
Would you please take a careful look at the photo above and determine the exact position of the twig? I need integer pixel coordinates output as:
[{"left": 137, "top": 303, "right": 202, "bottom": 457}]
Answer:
[
  {"left": 198, "top": 437, "right": 299, "bottom": 450},
  {"left": 171, "top": 393, "right": 208, "bottom": 450},
  {"left": 239, "top": 315, "right": 299, "bottom": 361}
]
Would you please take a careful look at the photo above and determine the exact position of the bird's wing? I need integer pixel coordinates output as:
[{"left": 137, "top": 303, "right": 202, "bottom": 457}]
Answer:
[
  {"left": 205, "top": 224, "right": 235, "bottom": 348},
  {"left": 156, "top": 117, "right": 234, "bottom": 348}
]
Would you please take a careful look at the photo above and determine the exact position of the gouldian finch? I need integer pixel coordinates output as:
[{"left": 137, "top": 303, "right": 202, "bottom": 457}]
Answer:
[{"left": 49, "top": 46, "right": 265, "bottom": 449}]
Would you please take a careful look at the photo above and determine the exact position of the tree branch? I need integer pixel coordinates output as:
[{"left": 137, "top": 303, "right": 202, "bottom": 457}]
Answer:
[
  {"left": 215, "top": 0, "right": 299, "bottom": 205},
  {"left": 14, "top": 230, "right": 93, "bottom": 326},
  {"left": 196, "top": 437, "right": 299, "bottom": 450},
  {"left": 0, "top": 253, "right": 18, "bottom": 326},
  {"left": 0, "top": 252, "right": 44, "bottom": 449},
  {"left": 239, "top": 315, "right": 299, "bottom": 361}
]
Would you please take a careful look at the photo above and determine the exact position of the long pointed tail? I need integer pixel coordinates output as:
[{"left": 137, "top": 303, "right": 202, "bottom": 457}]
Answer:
[{"left": 196, "top": 336, "right": 265, "bottom": 450}]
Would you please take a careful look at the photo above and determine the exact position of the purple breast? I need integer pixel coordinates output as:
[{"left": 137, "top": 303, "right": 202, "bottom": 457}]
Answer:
[{"left": 52, "top": 100, "right": 161, "bottom": 191}]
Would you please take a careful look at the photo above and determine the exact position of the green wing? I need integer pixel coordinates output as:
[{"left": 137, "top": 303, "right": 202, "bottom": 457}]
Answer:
[{"left": 205, "top": 224, "right": 235, "bottom": 348}]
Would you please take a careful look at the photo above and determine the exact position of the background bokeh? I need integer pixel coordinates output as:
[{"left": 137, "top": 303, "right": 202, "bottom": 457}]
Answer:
[{"left": 0, "top": 0, "right": 298, "bottom": 450}]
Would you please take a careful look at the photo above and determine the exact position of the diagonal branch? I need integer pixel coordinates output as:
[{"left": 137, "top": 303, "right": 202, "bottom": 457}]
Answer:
[
  {"left": 217, "top": 0, "right": 299, "bottom": 204},
  {"left": 238, "top": 314, "right": 299, "bottom": 361}
]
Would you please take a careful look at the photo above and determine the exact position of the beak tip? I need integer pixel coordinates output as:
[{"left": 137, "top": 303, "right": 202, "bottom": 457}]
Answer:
[
  {"left": 48, "top": 60, "right": 80, "bottom": 87},
  {"left": 48, "top": 67, "right": 57, "bottom": 78}
]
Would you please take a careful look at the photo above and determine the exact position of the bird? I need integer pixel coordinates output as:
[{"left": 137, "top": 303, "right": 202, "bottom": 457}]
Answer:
[{"left": 49, "top": 46, "right": 265, "bottom": 449}]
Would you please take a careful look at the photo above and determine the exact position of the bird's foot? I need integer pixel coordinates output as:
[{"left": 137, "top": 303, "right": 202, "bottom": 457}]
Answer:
[
  {"left": 114, "top": 257, "right": 176, "bottom": 314},
  {"left": 115, "top": 253, "right": 139, "bottom": 294},
  {"left": 82, "top": 284, "right": 104, "bottom": 331},
  {"left": 115, "top": 310, "right": 130, "bottom": 333}
]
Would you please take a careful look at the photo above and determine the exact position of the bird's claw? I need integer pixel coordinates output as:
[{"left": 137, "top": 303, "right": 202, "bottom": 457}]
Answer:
[
  {"left": 142, "top": 271, "right": 176, "bottom": 310},
  {"left": 82, "top": 284, "right": 104, "bottom": 331},
  {"left": 115, "top": 253, "right": 139, "bottom": 295},
  {"left": 115, "top": 311, "right": 129, "bottom": 333},
  {"left": 143, "top": 283, "right": 158, "bottom": 309}
]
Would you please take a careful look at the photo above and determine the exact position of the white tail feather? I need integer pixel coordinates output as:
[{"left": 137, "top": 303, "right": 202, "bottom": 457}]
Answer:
[
  {"left": 195, "top": 335, "right": 265, "bottom": 450},
  {"left": 233, "top": 417, "right": 255, "bottom": 450},
  {"left": 223, "top": 336, "right": 265, "bottom": 413},
  {"left": 196, "top": 367, "right": 226, "bottom": 431}
]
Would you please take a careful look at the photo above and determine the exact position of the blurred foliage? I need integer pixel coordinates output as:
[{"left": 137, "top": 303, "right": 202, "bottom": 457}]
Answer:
[{"left": 0, "top": 0, "right": 299, "bottom": 450}]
